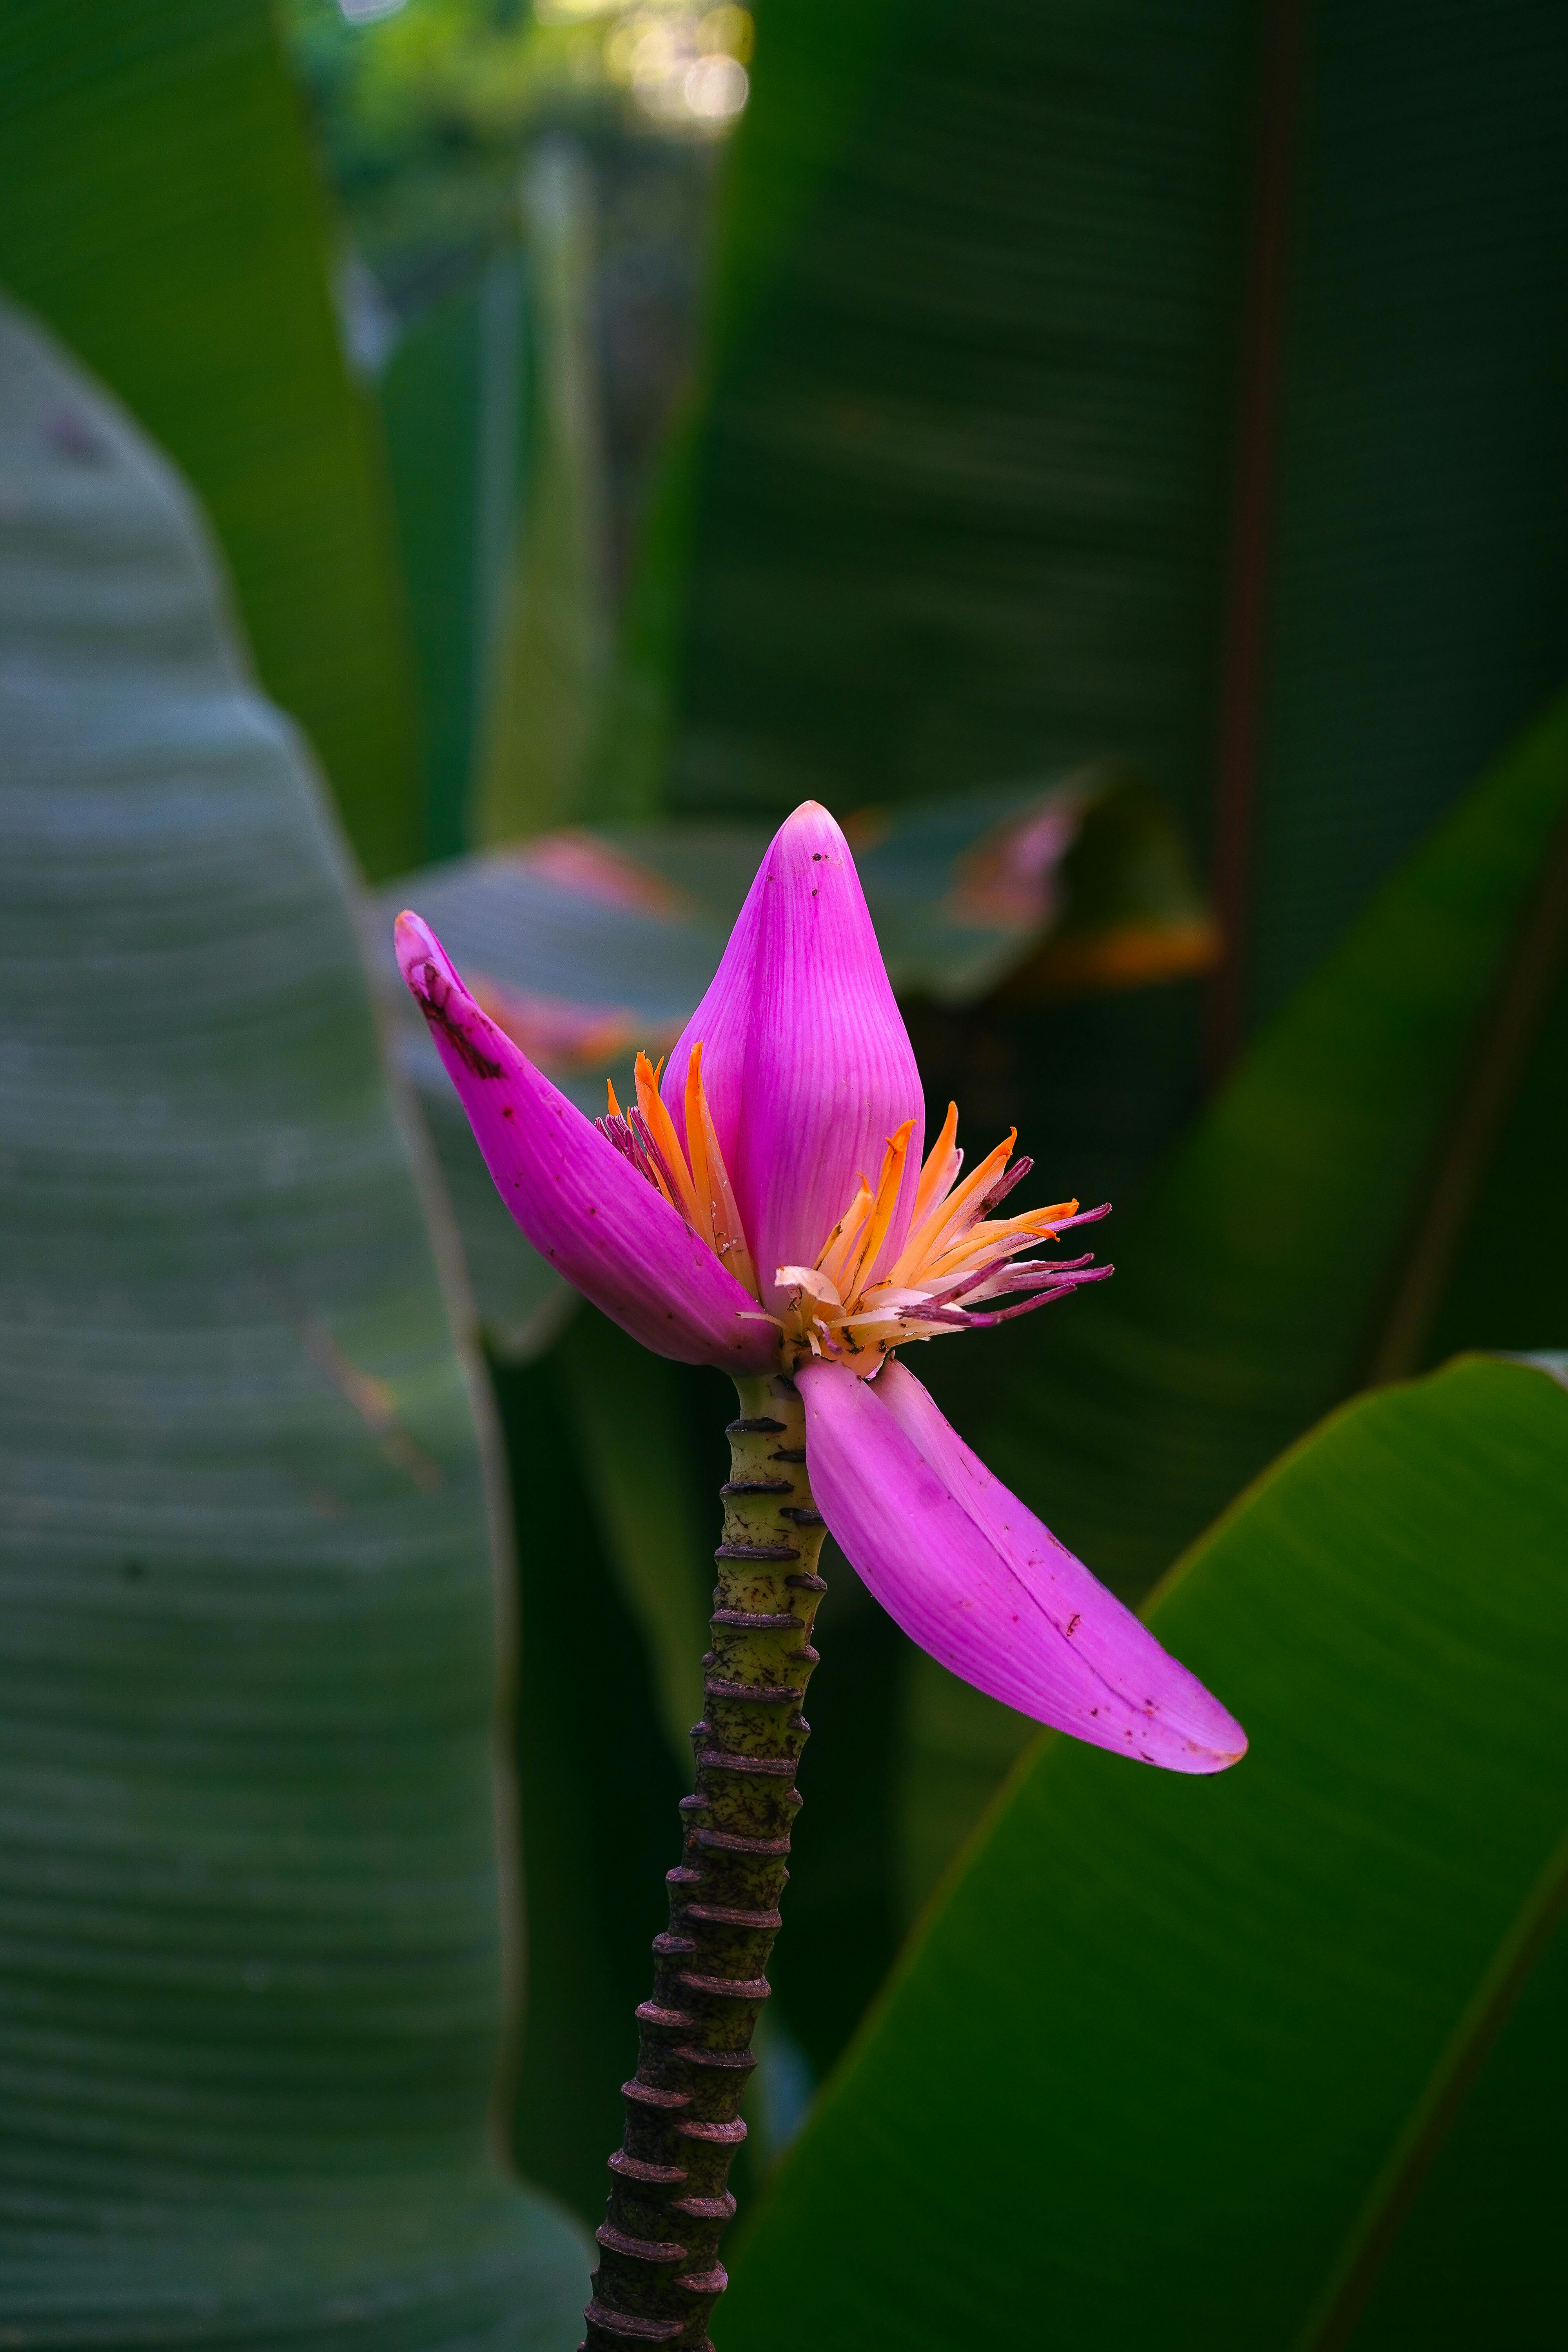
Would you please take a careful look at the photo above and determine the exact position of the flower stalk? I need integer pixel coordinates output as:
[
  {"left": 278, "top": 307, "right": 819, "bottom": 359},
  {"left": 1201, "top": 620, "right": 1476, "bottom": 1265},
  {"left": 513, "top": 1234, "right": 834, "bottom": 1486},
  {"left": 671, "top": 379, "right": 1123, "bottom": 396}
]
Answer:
[{"left": 581, "top": 1372, "right": 826, "bottom": 2352}]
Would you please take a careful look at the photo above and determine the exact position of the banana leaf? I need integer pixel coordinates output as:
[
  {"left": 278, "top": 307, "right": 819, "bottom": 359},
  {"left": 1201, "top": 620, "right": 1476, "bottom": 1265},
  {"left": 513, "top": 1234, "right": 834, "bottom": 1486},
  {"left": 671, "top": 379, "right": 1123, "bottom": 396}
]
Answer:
[
  {"left": 0, "top": 0, "right": 423, "bottom": 878},
  {"left": 722, "top": 1354, "right": 1568, "bottom": 2349},
  {"left": 0, "top": 299, "right": 586, "bottom": 2342}
]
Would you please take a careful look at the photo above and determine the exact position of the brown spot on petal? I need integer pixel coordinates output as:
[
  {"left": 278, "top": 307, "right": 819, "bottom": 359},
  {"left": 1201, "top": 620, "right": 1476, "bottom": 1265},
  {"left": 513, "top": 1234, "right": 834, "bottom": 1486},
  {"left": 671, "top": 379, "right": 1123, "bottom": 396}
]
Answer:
[{"left": 414, "top": 962, "right": 503, "bottom": 1079}]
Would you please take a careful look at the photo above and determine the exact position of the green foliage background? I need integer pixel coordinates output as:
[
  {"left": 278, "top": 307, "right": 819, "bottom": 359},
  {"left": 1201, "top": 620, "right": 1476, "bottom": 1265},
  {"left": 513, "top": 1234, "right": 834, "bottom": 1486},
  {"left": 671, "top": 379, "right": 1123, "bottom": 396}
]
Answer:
[
  {"left": 2, "top": 0, "right": 1566, "bottom": 2343},
  {"left": 645, "top": 0, "right": 1568, "bottom": 1030}
]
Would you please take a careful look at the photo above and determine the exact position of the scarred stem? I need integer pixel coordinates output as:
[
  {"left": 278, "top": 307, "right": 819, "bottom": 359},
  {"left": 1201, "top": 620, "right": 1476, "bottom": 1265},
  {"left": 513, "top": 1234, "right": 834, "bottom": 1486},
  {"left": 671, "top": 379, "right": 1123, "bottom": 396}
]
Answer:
[{"left": 579, "top": 1371, "right": 826, "bottom": 2352}]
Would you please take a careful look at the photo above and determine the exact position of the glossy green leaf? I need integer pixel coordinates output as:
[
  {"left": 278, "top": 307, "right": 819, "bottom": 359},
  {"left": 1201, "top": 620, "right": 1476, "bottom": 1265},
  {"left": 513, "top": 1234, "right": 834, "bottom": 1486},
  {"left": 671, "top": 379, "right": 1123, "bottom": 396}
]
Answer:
[
  {"left": 0, "top": 300, "right": 586, "bottom": 2341},
  {"left": 723, "top": 1356, "right": 1568, "bottom": 2349},
  {"left": 1247, "top": 0, "right": 1568, "bottom": 1029},
  {"left": 620, "top": 0, "right": 1250, "bottom": 840},
  {"left": 0, "top": 0, "right": 422, "bottom": 876}
]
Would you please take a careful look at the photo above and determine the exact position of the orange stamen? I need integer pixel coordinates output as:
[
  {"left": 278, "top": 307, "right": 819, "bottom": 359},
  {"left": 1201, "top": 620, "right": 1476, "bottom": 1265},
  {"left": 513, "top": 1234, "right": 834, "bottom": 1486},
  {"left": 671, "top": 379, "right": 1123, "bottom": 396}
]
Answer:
[
  {"left": 635, "top": 1051, "right": 701, "bottom": 1226},
  {"left": 684, "top": 1042, "right": 759, "bottom": 1298},
  {"left": 921, "top": 1199, "right": 1079, "bottom": 1285},
  {"left": 909, "top": 1101, "right": 961, "bottom": 1231},
  {"left": 816, "top": 1180, "right": 873, "bottom": 1292},
  {"left": 916, "top": 1127, "right": 1018, "bottom": 1262},
  {"left": 605, "top": 1040, "right": 1091, "bottom": 1379},
  {"left": 837, "top": 1119, "right": 916, "bottom": 1301},
  {"left": 683, "top": 1048, "right": 714, "bottom": 1246}
]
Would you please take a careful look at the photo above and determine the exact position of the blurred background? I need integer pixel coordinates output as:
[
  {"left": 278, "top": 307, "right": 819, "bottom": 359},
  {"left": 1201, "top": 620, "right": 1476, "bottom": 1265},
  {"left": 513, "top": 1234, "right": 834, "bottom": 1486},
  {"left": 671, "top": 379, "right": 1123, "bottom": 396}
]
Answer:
[{"left": 3, "top": 2, "right": 1567, "bottom": 2345}]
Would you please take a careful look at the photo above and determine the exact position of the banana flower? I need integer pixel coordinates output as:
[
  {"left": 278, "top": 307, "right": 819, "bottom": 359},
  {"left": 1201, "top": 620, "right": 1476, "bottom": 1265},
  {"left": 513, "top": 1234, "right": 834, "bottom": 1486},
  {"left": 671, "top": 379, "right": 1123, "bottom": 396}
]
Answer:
[{"left": 397, "top": 801, "right": 1243, "bottom": 1776}]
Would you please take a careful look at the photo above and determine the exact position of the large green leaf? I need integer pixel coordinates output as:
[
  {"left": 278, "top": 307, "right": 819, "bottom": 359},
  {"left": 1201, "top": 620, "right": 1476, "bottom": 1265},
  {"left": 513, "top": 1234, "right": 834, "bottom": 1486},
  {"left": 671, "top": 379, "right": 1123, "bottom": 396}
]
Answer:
[
  {"left": 1247, "top": 0, "right": 1568, "bottom": 1028},
  {"left": 0, "top": 0, "right": 422, "bottom": 877},
  {"left": 721, "top": 1356, "right": 1568, "bottom": 2348},
  {"left": 0, "top": 301, "right": 586, "bottom": 2340}
]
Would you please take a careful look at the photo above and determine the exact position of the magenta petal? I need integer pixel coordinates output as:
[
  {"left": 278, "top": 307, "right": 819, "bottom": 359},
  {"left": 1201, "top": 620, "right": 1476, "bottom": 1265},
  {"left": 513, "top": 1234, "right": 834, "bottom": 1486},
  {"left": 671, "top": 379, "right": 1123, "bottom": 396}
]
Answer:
[
  {"left": 797, "top": 1358, "right": 1247, "bottom": 1772},
  {"left": 732, "top": 804, "right": 924, "bottom": 1312},
  {"left": 395, "top": 912, "right": 775, "bottom": 1372},
  {"left": 659, "top": 852, "right": 768, "bottom": 1175}
]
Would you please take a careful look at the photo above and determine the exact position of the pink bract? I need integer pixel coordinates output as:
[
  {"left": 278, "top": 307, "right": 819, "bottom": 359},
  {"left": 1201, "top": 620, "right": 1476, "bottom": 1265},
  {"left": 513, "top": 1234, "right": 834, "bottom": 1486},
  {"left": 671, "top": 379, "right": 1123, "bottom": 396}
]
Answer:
[
  {"left": 394, "top": 911, "right": 774, "bottom": 1372},
  {"left": 799, "top": 1357, "right": 1246, "bottom": 1770},
  {"left": 662, "top": 801, "right": 924, "bottom": 1314}
]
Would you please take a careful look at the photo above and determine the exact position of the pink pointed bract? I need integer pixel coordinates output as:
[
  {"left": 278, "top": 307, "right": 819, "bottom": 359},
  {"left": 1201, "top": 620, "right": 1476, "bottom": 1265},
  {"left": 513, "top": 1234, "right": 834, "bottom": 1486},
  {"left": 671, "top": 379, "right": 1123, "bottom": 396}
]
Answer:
[
  {"left": 394, "top": 911, "right": 773, "bottom": 1372},
  {"left": 799, "top": 1357, "right": 1246, "bottom": 1772},
  {"left": 396, "top": 801, "right": 1246, "bottom": 1771}
]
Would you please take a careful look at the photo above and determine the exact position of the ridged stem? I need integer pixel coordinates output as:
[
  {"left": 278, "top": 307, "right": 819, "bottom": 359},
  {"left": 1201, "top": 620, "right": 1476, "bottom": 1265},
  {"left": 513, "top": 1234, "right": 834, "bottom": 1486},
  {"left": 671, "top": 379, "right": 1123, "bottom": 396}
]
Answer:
[{"left": 579, "top": 1370, "right": 826, "bottom": 2352}]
